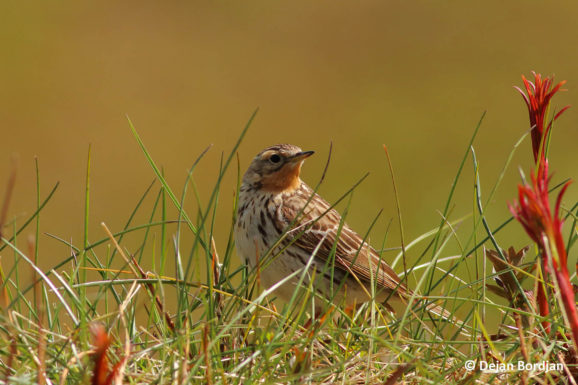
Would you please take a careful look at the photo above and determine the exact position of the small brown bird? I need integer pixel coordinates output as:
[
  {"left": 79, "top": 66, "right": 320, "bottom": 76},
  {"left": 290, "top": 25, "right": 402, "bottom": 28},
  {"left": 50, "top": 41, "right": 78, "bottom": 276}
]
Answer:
[{"left": 235, "top": 144, "right": 417, "bottom": 313}]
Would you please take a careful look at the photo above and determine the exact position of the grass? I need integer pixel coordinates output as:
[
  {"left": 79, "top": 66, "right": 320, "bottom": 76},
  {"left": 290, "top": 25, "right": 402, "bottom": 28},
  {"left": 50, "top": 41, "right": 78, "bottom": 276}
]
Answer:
[{"left": 0, "top": 109, "right": 577, "bottom": 384}]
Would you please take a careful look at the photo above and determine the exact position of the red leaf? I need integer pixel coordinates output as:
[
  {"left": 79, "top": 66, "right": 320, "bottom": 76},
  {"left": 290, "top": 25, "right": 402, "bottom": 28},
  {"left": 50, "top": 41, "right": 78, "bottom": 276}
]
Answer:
[{"left": 91, "top": 324, "right": 111, "bottom": 385}]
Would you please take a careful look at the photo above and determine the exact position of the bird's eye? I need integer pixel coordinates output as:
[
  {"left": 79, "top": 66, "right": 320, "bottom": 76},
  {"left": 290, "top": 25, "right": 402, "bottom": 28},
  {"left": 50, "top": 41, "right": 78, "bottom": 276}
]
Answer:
[{"left": 269, "top": 154, "right": 281, "bottom": 163}]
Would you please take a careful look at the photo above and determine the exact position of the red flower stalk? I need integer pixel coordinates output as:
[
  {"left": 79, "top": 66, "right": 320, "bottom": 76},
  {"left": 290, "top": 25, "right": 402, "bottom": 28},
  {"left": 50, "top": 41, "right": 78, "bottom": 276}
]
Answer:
[
  {"left": 514, "top": 72, "right": 569, "bottom": 164},
  {"left": 510, "top": 162, "right": 563, "bottom": 263},
  {"left": 91, "top": 324, "right": 112, "bottom": 385},
  {"left": 90, "top": 324, "right": 126, "bottom": 385},
  {"left": 509, "top": 160, "right": 577, "bottom": 346}
]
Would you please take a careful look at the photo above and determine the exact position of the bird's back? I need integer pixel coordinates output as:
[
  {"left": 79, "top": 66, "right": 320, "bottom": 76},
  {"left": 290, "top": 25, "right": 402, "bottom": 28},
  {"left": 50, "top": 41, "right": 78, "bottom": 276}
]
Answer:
[{"left": 279, "top": 182, "right": 409, "bottom": 297}]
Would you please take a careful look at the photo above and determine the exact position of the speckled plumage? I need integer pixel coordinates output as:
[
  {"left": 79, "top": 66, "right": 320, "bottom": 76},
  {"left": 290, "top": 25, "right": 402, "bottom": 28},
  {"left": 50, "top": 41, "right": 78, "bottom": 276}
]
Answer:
[{"left": 234, "top": 144, "right": 410, "bottom": 311}]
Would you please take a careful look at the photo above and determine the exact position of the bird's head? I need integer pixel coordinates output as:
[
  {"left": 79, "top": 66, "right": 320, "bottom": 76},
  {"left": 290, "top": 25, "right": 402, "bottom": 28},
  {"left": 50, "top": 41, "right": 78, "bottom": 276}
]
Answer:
[{"left": 242, "top": 144, "right": 314, "bottom": 193}]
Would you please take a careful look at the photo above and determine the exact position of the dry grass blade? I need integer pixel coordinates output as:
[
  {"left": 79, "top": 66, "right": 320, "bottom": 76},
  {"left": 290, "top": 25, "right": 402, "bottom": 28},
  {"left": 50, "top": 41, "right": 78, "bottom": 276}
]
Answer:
[
  {"left": 101, "top": 221, "right": 175, "bottom": 331},
  {"left": 28, "top": 236, "right": 47, "bottom": 385},
  {"left": 2, "top": 337, "right": 17, "bottom": 384}
]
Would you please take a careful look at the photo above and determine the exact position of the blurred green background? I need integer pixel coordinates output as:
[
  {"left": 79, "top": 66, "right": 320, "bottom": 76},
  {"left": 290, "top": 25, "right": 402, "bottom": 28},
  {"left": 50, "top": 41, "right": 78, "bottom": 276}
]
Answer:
[{"left": 1, "top": 1, "right": 577, "bottom": 292}]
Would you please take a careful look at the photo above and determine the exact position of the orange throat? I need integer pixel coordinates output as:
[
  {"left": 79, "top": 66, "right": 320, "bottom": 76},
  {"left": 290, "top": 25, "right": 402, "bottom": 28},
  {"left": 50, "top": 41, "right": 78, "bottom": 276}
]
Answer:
[{"left": 261, "top": 163, "right": 302, "bottom": 193}]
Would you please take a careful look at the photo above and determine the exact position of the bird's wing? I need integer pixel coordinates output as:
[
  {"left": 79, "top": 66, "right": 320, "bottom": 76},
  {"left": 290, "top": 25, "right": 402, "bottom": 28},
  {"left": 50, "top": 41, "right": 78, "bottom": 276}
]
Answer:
[{"left": 280, "top": 185, "right": 409, "bottom": 297}]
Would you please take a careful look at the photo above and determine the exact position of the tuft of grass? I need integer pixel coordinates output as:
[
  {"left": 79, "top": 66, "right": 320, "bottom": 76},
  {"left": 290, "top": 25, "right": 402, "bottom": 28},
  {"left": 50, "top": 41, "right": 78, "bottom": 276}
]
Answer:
[{"left": 0, "top": 106, "right": 576, "bottom": 384}]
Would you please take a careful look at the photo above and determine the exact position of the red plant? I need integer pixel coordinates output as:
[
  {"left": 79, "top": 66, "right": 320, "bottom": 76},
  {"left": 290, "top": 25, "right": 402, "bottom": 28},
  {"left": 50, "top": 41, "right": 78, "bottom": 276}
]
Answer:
[
  {"left": 509, "top": 162, "right": 576, "bottom": 345},
  {"left": 511, "top": 72, "right": 577, "bottom": 349},
  {"left": 90, "top": 324, "right": 126, "bottom": 385},
  {"left": 514, "top": 72, "right": 569, "bottom": 163},
  {"left": 91, "top": 324, "right": 112, "bottom": 385}
]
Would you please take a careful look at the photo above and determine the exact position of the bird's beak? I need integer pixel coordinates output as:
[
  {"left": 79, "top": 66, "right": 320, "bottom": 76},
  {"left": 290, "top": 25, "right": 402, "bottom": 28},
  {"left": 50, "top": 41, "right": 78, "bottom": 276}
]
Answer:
[{"left": 289, "top": 151, "right": 315, "bottom": 163}]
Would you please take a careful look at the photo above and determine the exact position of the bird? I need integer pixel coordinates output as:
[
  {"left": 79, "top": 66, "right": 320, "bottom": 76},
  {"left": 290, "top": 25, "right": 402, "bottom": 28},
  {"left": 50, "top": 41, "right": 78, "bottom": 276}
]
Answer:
[{"left": 234, "top": 144, "right": 437, "bottom": 315}]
